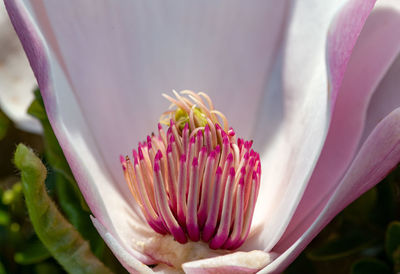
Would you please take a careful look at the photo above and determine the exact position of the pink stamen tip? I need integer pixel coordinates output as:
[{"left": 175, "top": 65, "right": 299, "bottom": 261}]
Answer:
[
  {"left": 204, "top": 124, "right": 210, "bottom": 133},
  {"left": 230, "top": 167, "right": 236, "bottom": 177},
  {"left": 215, "top": 145, "right": 221, "bottom": 154},
  {"left": 180, "top": 154, "right": 186, "bottom": 162},
  {"left": 249, "top": 157, "right": 255, "bottom": 167},
  {"left": 244, "top": 152, "right": 249, "bottom": 160},
  {"left": 158, "top": 123, "right": 162, "bottom": 130},
  {"left": 241, "top": 166, "right": 246, "bottom": 176},
  {"left": 155, "top": 150, "right": 163, "bottom": 160},
  {"left": 190, "top": 136, "right": 196, "bottom": 144},
  {"left": 227, "top": 153, "right": 233, "bottom": 162},
  {"left": 192, "top": 157, "right": 199, "bottom": 167},
  {"left": 147, "top": 136, "right": 152, "bottom": 149},
  {"left": 170, "top": 119, "right": 175, "bottom": 126},
  {"left": 209, "top": 150, "right": 216, "bottom": 159},
  {"left": 223, "top": 136, "right": 229, "bottom": 145},
  {"left": 216, "top": 166, "right": 223, "bottom": 175},
  {"left": 170, "top": 134, "right": 175, "bottom": 143},
  {"left": 138, "top": 147, "right": 144, "bottom": 160},
  {"left": 154, "top": 162, "right": 160, "bottom": 172},
  {"left": 253, "top": 171, "right": 257, "bottom": 180},
  {"left": 239, "top": 177, "right": 245, "bottom": 186},
  {"left": 184, "top": 122, "right": 189, "bottom": 131},
  {"left": 119, "top": 155, "right": 125, "bottom": 164},
  {"left": 166, "top": 144, "right": 172, "bottom": 154},
  {"left": 238, "top": 138, "right": 243, "bottom": 147},
  {"left": 201, "top": 146, "right": 207, "bottom": 154}
]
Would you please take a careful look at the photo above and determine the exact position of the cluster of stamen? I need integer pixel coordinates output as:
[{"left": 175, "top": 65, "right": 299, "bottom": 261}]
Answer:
[{"left": 120, "top": 90, "right": 261, "bottom": 250}]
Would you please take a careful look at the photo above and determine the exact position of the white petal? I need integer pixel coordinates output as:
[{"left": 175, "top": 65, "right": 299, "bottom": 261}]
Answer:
[
  {"left": 0, "top": 1, "right": 40, "bottom": 133},
  {"left": 248, "top": 0, "right": 375, "bottom": 252}
]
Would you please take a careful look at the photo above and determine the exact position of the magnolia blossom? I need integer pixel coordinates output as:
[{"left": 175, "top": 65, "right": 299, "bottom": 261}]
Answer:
[
  {"left": 0, "top": 1, "right": 39, "bottom": 133},
  {"left": 5, "top": 0, "right": 400, "bottom": 273}
]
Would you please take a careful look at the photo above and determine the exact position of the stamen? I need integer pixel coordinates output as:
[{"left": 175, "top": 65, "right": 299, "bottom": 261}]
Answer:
[{"left": 120, "top": 91, "right": 261, "bottom": 250}]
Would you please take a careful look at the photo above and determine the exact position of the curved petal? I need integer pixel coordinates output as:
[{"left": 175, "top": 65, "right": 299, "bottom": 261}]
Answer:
[
  {"left": 5, "top": 0, "right": 157, "bottom": 264},
  {"left": 91, "top": 217, "right": 154, "bottom": 273},
  {"left": 182, "top": 250, "right": 276, "bottom": 274},
  {"left": 264, "top": 107, "right": 400, "bottom": 273},
  {"left": 247, "top": 0, "right": 375, "bottom": 252},
  {"left": 0, "top": 1, "right": 39, "bottom": 133},
  {"left": 276, "top": 0, "right": 400, "bottom": 252}
]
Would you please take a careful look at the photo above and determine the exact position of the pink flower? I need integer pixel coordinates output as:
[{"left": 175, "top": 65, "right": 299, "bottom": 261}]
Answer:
[{"left": 5, "top": 0, "right": 400, "bottom": 272}]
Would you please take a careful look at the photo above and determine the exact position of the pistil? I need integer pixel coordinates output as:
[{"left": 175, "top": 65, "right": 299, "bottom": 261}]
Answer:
[{"left": 121, "top": 91, "right": 261, "bottom": 250}]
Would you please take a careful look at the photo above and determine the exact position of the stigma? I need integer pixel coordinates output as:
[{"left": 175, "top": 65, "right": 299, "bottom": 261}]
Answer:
[{"left": 120, "top": 90, "right": 261, "bottom": 250}]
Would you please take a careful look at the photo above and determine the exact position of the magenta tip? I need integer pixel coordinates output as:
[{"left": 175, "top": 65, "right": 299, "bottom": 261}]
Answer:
[
  {"left": 200, "top": 146, "right": 207, "bottom": 154},
  {"left": 166, "top": 144, "right": 172, "bottom": 154},
  {"left": 147, "top": 136, "right": 152, "bottom": 149},
  {"left": 184, "top": 122, "right": 189, "bottom": 131},
  {"left": 180, "top": 154, "right": 186, "bottom": 162},
  {"left": 119, "top": 155, "right": 125, "bottom": 164},
  {"left": 190, "top": 136, "right": 196, "bottom": 144},
  {"left": 154, "top": 162, "right": 160, "bottom": 172},
  {"left": 170, "top": 119, "right": 175, "bottom": 126},
  {"left": 155, "top": 150, "right": 163, "bottom": 160},
  {"left": 192, "top": 157, "right": 199, "bottom": 166},
  {"left": 244, "top": 152, "right": 249, "bottom": 160},
  {"left": 253, "top": 171, "right": 257, "bottom": 180},
  {"left": 227, "top": 153, "right": 233, "bottom": 162},
  {"left": 204, "top": 124, "right": 210, "bottom": 132},
  {"left": 169, "top": 134, "right": 175, "bottom": 143},
  {"left": 216, "top": 166, "right": 223, "bottom": 175},
  {"left": 229, "top": 167, "right": 236, "bottom": 177},
  {"left": 209, "top": 150, "right": 216, "bottom": 158},
  {"left": 239, "top": 177, "right": 245, "bottom": 186},
  {"left": 215, "top": 145, "right": 220, "bottom": 153},
  {"left": 241, "top": 166, "right": 246, "bottom": 175},
  {"left": 158, "top": 123, "right": 162, "bottom": 130},
  {"left": 138, "top": 147, "right": 144, "bottom": 160},
  {"left": 249, "top": 157, "right": 255, "bottom": 166},
  {"left": 223, "top": 136, "right": 229, "bottom": 145}
]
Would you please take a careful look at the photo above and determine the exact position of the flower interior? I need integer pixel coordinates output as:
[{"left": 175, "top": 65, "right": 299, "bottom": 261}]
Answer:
[{"left": 121, "top": 90, "right": 261, "bottom": 250}]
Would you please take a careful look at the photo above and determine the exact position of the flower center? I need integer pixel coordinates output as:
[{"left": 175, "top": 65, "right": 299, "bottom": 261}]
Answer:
[{"left": 121, "top": 90, "right": 261, "bottom": 250}]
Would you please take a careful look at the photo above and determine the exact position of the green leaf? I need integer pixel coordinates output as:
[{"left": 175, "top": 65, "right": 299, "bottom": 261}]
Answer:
[
  {"left": 35, "top": 262, "right": 63, "bottom": 274},
  {"left": 0, "top": 260, "right": 5, "bottom": 274},
  {"left": 14, "top": 144, "right": 112, "bottom": 274},
  {"left": 385, "top": 221, "right": 400, "bottom": 259},
  {"left": 0, "top": 111, "right": 10, "bottom": 141},
  {"left": 386, "top": 221, "right": 400, "bottom": 271},
  {"left": 350, "top": 258, "right": 391, "bottom": 274},
  {"left": 14, "top": 238, "right": 51, "bottom": 265}
]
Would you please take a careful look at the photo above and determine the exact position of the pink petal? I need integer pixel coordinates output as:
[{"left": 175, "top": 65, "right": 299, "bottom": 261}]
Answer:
[
  {"left": 91, "top": 217, "right": 154, "bottom": 273},
  {"left": 0, "top": 1, "right": 40, "bottom": 133},
  {"left": 265, "top": 106, "right": 400, "bottom": 273},
  {"left": 247, "top": 0, "right": 375, "bottom": 252},
  {"left": 5, "top": 0, "right": 156, "bottom": 263},
  {"left": 277, "top": 0, "right": 400, "bottom": 253},
  {"left": 182, "top": 250, "right": 276, "bottom": 274}
]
